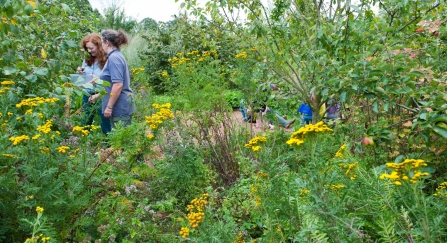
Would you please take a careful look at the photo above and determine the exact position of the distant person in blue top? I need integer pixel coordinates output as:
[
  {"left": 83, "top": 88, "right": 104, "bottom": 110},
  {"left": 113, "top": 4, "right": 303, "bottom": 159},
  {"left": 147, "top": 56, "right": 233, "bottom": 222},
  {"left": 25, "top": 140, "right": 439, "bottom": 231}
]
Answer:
[
  {"left": 89, "top": 29, "right": 135, "bottom": 129},
  {"left": 77, "top": 33, "right": 111, "bottom": 134}
]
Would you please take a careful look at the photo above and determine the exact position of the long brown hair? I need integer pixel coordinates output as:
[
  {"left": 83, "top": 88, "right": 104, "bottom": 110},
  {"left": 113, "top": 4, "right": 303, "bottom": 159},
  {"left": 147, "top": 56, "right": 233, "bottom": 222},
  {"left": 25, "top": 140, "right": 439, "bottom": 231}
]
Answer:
[{"left": 80, "top": 33, "right": 107, "bottom": 69}]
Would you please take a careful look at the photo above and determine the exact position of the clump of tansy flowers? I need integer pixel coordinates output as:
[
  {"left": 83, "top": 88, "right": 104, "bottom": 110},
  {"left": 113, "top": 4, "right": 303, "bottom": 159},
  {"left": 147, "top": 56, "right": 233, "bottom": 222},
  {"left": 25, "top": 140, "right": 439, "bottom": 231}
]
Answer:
[
  {"left": 180, "top": 194, "right": 208, "bottom": 238},
  {"left": 244, "top": 136, "right": 267, "bottom": 152},
  {"left": 339, "top": 162, "right": 358, "bottom": 180},
  {"left": 145, "top": 103, "right": 174, "bottom": 131},
  {"left": 9, "top": 135, "right": 30, "bottom": 145},
  {"left": 434, "top": 182, "right": 447, "bottom": 199},
  {"left": 16, "top": 97, "right": 59, "bottom": 108},
  {"left": 72, "top": 125, "right": 98, "bottom": 136},
  {"left": 379, "top": 159, "right": 429, "bottom": 186},
  {"left": 335, "top": 143, "right": 346, "bottom": 158},
  {"left": 286, "top": 121, "right": 332, "bottom": 146},
  {"left": 186, "top": 193, "right": 208, "bottom": 228}
]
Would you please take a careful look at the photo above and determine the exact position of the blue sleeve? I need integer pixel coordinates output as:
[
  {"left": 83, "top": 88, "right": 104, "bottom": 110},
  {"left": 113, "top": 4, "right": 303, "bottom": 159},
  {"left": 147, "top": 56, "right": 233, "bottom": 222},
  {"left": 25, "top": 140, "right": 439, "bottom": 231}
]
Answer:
[{"left": 108, "top": 55, "right": 125, "bottom": 83}]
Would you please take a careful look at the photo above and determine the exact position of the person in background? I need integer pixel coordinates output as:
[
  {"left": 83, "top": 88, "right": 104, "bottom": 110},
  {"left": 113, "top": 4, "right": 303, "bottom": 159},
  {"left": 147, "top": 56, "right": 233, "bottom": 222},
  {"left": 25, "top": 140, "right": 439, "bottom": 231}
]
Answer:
[
  {"left": 89, "top": 29, "right": 135, "bottom": 128},
  {"left": 254, "top": 83, "right": 296, "bottom": 129},
  {"left": 77, "top": 33, "right": 111, "bottom": 134}
]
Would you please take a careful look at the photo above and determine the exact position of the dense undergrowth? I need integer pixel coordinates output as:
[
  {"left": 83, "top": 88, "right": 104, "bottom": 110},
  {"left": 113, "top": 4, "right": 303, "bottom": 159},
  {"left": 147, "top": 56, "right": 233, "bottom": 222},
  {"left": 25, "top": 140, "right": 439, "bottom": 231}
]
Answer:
[{"left": 2, "top": 0, "right": 447, "bottom": 242}]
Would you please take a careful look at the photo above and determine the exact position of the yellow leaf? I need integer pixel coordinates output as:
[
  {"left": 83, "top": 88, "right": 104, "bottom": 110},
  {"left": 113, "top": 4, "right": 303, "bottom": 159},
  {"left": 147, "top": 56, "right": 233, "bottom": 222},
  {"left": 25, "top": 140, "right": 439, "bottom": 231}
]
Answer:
[
  {"left": 10, "top": 19, "right": 17, "bottom": 26},
  {"left": 41, "top": 48, "right": 47, "bottom": 59},
  {"left": 27, "top": 1, "right": 37, "bottom": 9}
]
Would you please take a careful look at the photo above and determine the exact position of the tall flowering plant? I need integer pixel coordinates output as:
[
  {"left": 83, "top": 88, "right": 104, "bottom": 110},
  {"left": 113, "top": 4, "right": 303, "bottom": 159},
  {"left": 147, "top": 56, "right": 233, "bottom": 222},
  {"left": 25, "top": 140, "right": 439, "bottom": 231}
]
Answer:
[{"left": 286, "top": 121, "right": 333, "bottom": 162}]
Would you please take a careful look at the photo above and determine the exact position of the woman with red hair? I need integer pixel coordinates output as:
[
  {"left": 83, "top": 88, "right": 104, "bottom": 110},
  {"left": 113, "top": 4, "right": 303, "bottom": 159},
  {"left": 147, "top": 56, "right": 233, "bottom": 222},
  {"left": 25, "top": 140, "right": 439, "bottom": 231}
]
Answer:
[{"left": 77, "top": 33, "right": 111, "bottom": 134}]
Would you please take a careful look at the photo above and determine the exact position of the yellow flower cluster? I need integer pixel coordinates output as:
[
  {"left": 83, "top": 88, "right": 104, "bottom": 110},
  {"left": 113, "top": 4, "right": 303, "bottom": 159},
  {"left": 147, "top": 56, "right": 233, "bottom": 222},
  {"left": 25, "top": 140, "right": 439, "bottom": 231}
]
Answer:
[
  {"left": 161, "top": 70, "right": 168, "bottom": 77},
  {"left": 434, "top": 182, "right": 447, "bottom": 198},
  {"left": 286, "top": 121, "right": 332, "bottom": 146},
  {"left": 25, "top": 234, "right": 50, "bottom": 243},
  {"left": 339, "top": 162, "right": 358, "bottom": 180},
  {"left": 244, "top": 136, "right": 267, "bottom": 152},
  {"left": 169, "top": 56, "right": 191, "bottom": 68},
  {"left": 16, "top": 97, "right": 59, "bottom": 108},
  {"left": 233, "top": 232, "right": 246, "bottom": 243},
  {"left": 145, "top": 103, "right": 174, "bottom": 130},
  {"left": 235, "top": 52, "right": 247, "bottom": 59},
  {"left": 257, "top": 171, "right": 268, "bottom": 179},
  {"left": 250, "top": 184, "right": 261, "bottom": 207},
  {"left": 72, "top": 126, "right": 90, "bottom": 136},
  {"left": 379, "top": 159, "right": 429, "bottom": 185},
  {"left": 56, "top": 146, "right": 70, "bottom": 153},
  {"left": 1, "top": 80, "right": 15, "bottom": 85},
  {"left": 9, "top": 135, "right": 30, "bottom": 145},
  {"left": 169, "top": 50, "right": 218, "bottom": 68},
  {"left": 39, "top": 147, "right": 49, "bottom": 154},
  {"left": 2, "top": 154, "right": 17, "bottom": 158},
  {"left": 179, "top": 227, "right": 190, "bottom": 238},
  {"left": 330, "top": 184, "right": 345, "bottom": 190},
  {"left": 187, "top": 50, "right": 199, "bottom": 56},
  {"left": 131, "top": 67, "right": 145, "bottom": 75},
  {"left": 186, "top": 193, "right": 208, "bottom": 228},
  {"left": 37, "top": 120, "right": 52, "bottom": 134},
  {"left": 299, "top": 189, "right": 310, "bottom": 202},
  {"left": 335, "top": 143, "right": 346, "bottom": 158}
]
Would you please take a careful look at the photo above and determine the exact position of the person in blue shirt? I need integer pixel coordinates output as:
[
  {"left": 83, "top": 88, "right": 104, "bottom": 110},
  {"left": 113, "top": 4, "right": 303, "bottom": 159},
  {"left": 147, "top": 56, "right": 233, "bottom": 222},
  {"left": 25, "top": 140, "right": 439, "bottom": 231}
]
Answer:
[
  {"left": 77, "top": 33, "right": 111, "bottom": 134},
  {"left": 89, "top": 29, "right": 135, "bottom": 128}
]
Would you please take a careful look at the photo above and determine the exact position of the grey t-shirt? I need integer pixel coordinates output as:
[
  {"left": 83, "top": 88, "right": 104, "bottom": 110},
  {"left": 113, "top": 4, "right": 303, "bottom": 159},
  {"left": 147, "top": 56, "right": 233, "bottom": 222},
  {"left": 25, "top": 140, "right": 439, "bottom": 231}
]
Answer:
[{"left": 100, "top": 49, "right": 135, "bottom": 117}]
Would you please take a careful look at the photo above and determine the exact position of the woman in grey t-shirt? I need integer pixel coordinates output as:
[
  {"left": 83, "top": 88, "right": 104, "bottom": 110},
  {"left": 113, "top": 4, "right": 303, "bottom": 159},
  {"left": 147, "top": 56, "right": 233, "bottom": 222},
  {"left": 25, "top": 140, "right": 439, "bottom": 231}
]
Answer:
[{"left": 89, "top": 29, "right": 135, "bottom": 128}]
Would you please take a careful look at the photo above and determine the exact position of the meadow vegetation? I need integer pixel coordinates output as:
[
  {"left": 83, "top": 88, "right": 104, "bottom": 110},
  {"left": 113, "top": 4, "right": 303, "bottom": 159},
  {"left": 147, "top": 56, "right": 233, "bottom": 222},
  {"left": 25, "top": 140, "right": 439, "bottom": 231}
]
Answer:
[{"left": 1, "top": 0, "right": 447, "bottom": 242}]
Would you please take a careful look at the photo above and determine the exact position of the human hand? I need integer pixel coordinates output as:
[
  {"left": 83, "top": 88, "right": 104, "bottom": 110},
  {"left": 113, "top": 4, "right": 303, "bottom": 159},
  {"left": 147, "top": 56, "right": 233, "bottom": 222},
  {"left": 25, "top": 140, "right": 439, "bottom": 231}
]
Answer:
[
  {"left": 90, "top": 75, "right": 97, "bottom": 85},
  {"left": 104, "top": 107, "right": 112, "bottom": 118},
  {"left": 77, "top": 67, "right": 85, "bottom": 74},
  {"left": 88, "top": 94, "right": 99, "bottom": 103}
]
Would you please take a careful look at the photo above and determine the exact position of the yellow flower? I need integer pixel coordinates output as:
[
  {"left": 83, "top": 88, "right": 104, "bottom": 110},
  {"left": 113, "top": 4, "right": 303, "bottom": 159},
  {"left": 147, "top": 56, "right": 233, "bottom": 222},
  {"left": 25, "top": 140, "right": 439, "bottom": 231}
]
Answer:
[
  {"left": 37, "top": 120, "right": 52, "bottom": 134},
  {"left": 36, "top": 206, "right": 44, "bottom": 213},
  {"left": 245, "top": 136, "right": 267, "bottom": 151},
  {"left": 179, "top": 227, "right": 190, "bottom": 238},
  {"left": 147, "top": 134, "right": 154, "bottom": 139},
  {"left": 235, "top": 52, "right": 247, "bottom": 59},
  {"left": 41, "top": 237, "right": 50, "bottom": 242},
  {"left": 72, "top": 126, "right": 89, "bottom": 136},
  {"left": 9, "top": 135, "right": 30, "bottom": 145},
  {"left": 56, "top": 146, "right": 70, "bottom": 153},
  {"left": 2, "top": 154, "right": 17, "bottom": 158},
  {"left": 286, "top": 122, "right": 332, "bottom": 146},
  {"left": 335, "top": 143, "right": 346, "bottom": 158},
  {"left": 27, "top": 1, "right": 37, "bottom": 9},
  {"left": 1, "top": 80, "right": 15, "bottom": 85}
]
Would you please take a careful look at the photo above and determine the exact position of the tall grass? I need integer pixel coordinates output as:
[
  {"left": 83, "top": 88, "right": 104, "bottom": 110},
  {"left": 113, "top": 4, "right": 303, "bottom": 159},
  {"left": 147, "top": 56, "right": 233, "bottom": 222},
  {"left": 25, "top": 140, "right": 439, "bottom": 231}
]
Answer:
[{"left": 121, "top": 31, "right": 150, "bottom": 68}]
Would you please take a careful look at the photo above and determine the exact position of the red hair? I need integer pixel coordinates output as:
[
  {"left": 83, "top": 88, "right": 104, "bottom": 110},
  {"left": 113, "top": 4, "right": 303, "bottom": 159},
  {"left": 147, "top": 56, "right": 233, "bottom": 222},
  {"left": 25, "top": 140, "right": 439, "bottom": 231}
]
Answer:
[{"left": 80, "top": 33, "right": 107, "bottom": 69}]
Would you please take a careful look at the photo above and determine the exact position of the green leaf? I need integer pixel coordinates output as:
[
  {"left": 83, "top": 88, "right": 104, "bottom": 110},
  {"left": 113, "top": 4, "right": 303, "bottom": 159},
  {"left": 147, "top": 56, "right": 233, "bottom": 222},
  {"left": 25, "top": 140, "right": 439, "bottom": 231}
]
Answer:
[
  {"left": 407, "top": 71, "right": 424, "bottom": 77},
  {"left": 95, "top": 80, "right": 111, "bottom": 87},
  {"left": 34, "top": 68, "right": 48, "bottom": 76},
  {"left": 372, "top": 100, "right": 379, "bottom": 113},
  {"left": 60, "top": 3, "right": 71, "bottom": 13},
  {"left": 383, "top": 102, "right": 389, "bottom": 112},
  {"left": 3, "top": 66, "right": 18, "bottom": 75},
  {"left": 433, "top": 125, "right": 447, "bottom": 138},
  {"left": 364, "top": 93, "right": 376, "bottom": 99},
  {"left": 65, "top": 40, "right": 78, "bottom": 48}
]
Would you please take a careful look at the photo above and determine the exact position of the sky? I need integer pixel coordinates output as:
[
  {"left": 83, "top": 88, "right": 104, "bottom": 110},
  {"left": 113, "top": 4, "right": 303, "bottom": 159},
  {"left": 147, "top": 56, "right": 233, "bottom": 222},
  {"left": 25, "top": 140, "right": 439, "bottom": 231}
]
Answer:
[{"left": 87, "top": 0, "right": 205, "bottom": 22}]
